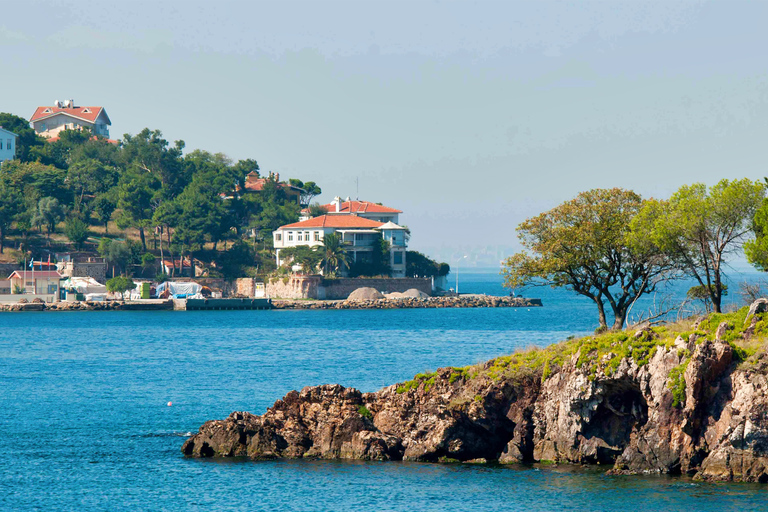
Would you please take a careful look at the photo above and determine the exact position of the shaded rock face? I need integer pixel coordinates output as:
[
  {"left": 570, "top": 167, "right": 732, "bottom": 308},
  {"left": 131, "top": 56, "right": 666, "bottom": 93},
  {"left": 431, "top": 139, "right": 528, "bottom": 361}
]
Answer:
[{"left": 183, "top": 320, "right": 768, "bottom": 483}]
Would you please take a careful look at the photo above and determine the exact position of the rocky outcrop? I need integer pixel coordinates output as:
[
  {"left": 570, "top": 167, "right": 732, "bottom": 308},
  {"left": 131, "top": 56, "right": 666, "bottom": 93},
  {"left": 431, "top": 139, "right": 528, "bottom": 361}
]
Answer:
[
  {"left": 271, "top": 295, "right": 542, "bottom": 310},
  {"left": 182, "top": 306, "right": 768, "bottom": 483},
  {"left": 0, "top": 300, "right": 174, "bottom": 312}
]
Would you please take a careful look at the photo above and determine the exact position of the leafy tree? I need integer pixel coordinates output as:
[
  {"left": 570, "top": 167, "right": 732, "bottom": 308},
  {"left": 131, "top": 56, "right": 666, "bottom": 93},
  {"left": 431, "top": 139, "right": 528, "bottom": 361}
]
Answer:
[
  {"left": 98, "top": 238, "right": 132, "bottom": 276},
  {"left": 504, "top": 188, "right": 673, "bottom": 331},
  {"left": 116, "top": 169, "right": 158, "bottom": 250},
  {"left": 32, "top": 197, "right": 66, "bottom": 237},
  {"left": 141, "top": 252, "right": 157, "bottom": 273},
  {"left": 308, "top": 202, "right": 328, "bottom": 218},
  {"left": 289, "top": 179, "right": 322, "bottom": 206},
  {"left": 0, "top": 112, "right": 45, "bottom": 162},
  {"left": 0, "top": 178, "right": 22, "bottom": 253},
  {"left": 279, "top": 245, "right": 322, "bottom": 274},
  {"left": 92, "top": 194, "right": 116, "bottom": 234},
  {"left": 67, "top": 158, "right": 117, "bottom": 213},
  {"left": 406, "top": 251, "right": 450, "bottom": 277},
  {"left": 319, "top": 232, "right": 348, "bottom": 275},
  {"left": 106, "top": 276, "right": 136, "bottom": 300},
  {"left": 687, "top": 284, "right": 728, "bottom": 313},
  {"left": 635, "top": 179, "right": 765, "bottom": 313},
  {"left": 64, "top": 217, "right": 90, "bottom": 250}
]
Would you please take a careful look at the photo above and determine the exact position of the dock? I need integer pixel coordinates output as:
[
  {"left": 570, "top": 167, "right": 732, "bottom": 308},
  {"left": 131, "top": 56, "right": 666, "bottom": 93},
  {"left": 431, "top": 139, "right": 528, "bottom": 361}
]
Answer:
[{"left": 176, "top": 298, "right": 272, "bottom": 311}]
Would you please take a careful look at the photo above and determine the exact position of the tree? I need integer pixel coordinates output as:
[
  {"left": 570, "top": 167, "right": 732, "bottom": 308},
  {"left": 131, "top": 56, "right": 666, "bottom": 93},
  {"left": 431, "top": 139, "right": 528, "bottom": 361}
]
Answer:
[
  {"left": 32, "top": 197, "right": 66, "bottom": 237},
  {"left": 406, "top": 251, "right": 450, "bottom": 277},
  {"left": 635, "top": 179, "right": 765, "bottom": 314},
  {"left": 106, "top": 276, "right": 136, "bottom": 300},
  {"left": 0, "top": 178, "right": 21, "bottom": 253},
  {"left": 92, "top": 195, "right": 116, "bottom": 234},
  {"left": 319, "top": 232, "right": 348, "bottom": 275},
  {"left": 289, "top": 179, "right": 322, "bottom": 206},
  {"left": 64, "top": 217, "right": 89, "bottom": 250},
  {"left": 116, "top": 170, "right": 158, "bottom": 250},
  {"left": 98, "top": 238, "right": 132, "bottom": 276},
  {"left": 503, "top": 188, "right": 673, "bottom": 331},
  {"left": 308, "top": 202, "right": 328, "bottom": 218},
  {"left": 279, "top": 246, "right": 322, "bottom": 274}
]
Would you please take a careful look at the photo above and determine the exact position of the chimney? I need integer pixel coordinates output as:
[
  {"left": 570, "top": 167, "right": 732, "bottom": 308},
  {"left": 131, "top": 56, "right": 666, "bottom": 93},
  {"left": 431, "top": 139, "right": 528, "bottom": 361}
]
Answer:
[{"left": 333, "top": 196, "right": 341, "bottom": 213}]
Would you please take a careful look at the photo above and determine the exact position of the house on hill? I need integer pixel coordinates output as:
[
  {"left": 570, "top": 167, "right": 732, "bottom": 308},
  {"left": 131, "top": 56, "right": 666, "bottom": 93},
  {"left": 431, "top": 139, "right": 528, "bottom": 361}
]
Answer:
[
  {"left": 30, "top": 99, "right": 111, "bottom": 139},
  {"left": 273, "top": 214, "right": 408, "bottom": 277},
  {"left": 0, "top": 126, "right": 18, "bottom": 162},
  {"left": 242, "top": 171, "right": 306, "bottom": 206},
  {"left": 301, "top": 197, "right": 402, "bottom": 223}
]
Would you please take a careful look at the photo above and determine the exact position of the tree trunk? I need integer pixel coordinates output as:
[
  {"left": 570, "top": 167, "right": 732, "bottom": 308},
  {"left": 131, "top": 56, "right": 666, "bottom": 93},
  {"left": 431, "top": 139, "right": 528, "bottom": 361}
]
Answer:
[
  {"left": 139, "top": 227, "right": 147, "bottom": 251},
  {"left": 595, "top": 299, "right": 608, "bottom": 330},
  {"left": 104, "top": 221, "right": 109, "bottom": 236},
  {"left": 0, "top": 226, "right": 4, "bottom": 254},
  {"left": 159, "top": 228, "right": 165, "bottom": 276}
]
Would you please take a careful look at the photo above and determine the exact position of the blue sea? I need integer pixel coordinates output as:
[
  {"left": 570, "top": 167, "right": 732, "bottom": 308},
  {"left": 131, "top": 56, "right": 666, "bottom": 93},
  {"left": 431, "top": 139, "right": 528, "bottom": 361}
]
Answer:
[{"left": 2, "top": 269, "right": 767, "bottom": 511}]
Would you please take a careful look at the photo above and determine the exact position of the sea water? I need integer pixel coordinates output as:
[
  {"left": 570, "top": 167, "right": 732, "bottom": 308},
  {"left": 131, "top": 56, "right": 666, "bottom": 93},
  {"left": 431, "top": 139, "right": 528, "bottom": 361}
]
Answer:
[{"left": 1, "top": 271, "right": 767, "bottom": 511}]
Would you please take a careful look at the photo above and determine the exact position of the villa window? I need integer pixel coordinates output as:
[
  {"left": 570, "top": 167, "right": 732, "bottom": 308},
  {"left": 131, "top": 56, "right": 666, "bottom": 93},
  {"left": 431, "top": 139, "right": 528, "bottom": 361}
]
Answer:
[
  {"left": 275, "top": 233, "right": 282, "bottom": 242},
  {"left": 314, "top": 231, "right": 320, "bottom": 241},
  {"left": 0, "top": 140, "right": 3, "bottom": 150},
  {"left": 7, "top": 139, "right": 11, "bottom": 150},
  {"left": 40, "top": 123, "right": 46, "bottom": 131},
  {"left": 394, "top": 252, "right": 403, "bottom": 265},
  {"left": 288, "top": 232, "right": 293, "bottom": 242}
]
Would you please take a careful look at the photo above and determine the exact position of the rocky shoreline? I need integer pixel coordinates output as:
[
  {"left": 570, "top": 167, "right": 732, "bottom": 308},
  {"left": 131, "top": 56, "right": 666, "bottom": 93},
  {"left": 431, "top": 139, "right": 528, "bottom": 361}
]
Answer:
[
  {"left": 271, "top": 295, "right": 542, "bottom": 310},
  {"left": 0, "top": 295, "right": 541, "bottom": 312},
  {"left": 0, "top": 300, "right": 174, "bottom": 312},
  {"left": 182, "top": 301, "right": 768, "bottom": 483}
]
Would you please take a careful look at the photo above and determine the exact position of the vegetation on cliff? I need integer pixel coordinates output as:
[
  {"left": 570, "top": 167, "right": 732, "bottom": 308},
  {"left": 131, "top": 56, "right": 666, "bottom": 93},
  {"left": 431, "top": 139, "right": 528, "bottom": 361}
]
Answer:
[{"left": 396, "top": 304, "right": 768, "bottom": 396}]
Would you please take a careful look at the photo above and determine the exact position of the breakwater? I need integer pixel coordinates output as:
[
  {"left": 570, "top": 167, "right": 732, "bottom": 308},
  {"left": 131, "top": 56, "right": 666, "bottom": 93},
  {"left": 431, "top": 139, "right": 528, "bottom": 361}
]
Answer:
[{"left": 271, "top": 295, "right": 542, "bottom": 310}]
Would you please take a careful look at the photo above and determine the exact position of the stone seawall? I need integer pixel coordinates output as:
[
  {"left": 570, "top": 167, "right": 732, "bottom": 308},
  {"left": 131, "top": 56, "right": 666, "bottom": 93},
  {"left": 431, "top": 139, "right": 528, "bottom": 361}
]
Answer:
[
  {"left": 0, "top": 300, "right": 174, "bottom": 312},
  {"left": 272, "top": 296, "right": 541, "bottom": 310}
]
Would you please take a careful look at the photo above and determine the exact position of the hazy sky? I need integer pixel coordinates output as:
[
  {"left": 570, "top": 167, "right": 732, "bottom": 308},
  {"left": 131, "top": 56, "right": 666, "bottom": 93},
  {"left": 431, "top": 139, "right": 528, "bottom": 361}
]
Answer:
[{"left": 3, "top": 1, "right": 767, "bottom": 262}]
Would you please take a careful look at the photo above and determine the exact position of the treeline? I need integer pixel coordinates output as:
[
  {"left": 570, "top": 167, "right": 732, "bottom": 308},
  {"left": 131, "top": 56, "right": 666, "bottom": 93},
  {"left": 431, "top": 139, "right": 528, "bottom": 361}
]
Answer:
[
  {"left": 503, "top": 179, "right": 768, "bottom": 331},
  {"left": 0, "top": 112, "right": 317, "bottom": 277}
]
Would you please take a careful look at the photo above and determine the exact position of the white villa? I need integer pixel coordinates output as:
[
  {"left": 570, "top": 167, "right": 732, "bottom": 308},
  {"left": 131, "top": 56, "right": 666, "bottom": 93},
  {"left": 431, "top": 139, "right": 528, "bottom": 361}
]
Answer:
[
  {"left": 275, "top": 198, "right": 408, "bottom": 277},
  {"left": 0, "top": 126, "right": 18, "bottom": 162},
  {"left": 30, "top": 100, "right": 111, "bottom": 139}
]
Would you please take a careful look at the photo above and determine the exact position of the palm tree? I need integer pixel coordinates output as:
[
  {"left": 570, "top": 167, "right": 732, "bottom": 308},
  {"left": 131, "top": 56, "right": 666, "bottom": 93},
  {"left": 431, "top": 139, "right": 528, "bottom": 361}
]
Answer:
[{"left": 318, "top": 232, "right": 348, "bottom": 276}]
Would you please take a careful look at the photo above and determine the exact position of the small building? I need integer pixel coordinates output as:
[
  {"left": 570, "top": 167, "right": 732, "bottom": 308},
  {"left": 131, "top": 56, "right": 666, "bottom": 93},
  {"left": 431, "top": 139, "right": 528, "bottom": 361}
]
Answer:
[
  {"left": 242, "top": 171, "right": 306, "bottom": 205},
  {"left": 30, "top": 100, "right": 111, "bottom": 139},
  {"left": 3, "top": 270, "right": 62, "bottom": 303},
  {"left": 0, "top": 126, "right": 18, "bottom": 162}
]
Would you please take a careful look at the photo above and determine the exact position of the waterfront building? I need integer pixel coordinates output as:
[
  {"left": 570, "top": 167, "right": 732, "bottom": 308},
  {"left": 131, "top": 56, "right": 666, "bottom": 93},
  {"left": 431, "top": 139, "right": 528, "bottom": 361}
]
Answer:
[
  {"left": 0, "top": 126, "right": 18, "bottom": 162},
  {"left": 30, "top": 99, "right": 111, "bottom": 139},
  {"left": 273, "top": 214, "right": 408, "bottom": 277},
  {"left": 2, "top": 270, "right": 62, "bottom": 303}
]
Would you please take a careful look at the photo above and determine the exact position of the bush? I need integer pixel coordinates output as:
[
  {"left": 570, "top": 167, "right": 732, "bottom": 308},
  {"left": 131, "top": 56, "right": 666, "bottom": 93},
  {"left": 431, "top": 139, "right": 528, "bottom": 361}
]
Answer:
[
  {"left": 106, "top": 276, "right": 135, "bottom": 299},
  {"left": 64, "top": 218, "right": 90, "bottom": 250}
]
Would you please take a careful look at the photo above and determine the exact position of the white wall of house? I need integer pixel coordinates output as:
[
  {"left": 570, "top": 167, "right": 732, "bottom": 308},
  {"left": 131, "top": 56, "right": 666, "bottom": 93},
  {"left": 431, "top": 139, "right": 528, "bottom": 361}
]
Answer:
[
  {"left": 0, "top": 128, "right": 17, "bottom": 162},
  {"left": 33, "top": 111, "right": 110, "bottom": 139}
]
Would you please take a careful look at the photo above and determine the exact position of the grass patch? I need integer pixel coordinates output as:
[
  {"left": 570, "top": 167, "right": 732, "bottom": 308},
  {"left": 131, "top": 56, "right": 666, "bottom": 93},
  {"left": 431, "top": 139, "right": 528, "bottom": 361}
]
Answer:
[
  {"left": 396, "top": 306, "right": 768, "bottom": 395},
  {"left": 668, "top": 360, "right": 689, "bottom": 408},
  {"left": 357, "top": 405, "right": 373, "bottom": 420}
]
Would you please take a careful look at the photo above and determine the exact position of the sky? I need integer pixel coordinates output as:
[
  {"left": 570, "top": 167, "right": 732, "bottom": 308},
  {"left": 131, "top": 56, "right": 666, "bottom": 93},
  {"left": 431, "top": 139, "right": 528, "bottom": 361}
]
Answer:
[{"left": 3, "top": 1, "right": 768, "bottom": 265}]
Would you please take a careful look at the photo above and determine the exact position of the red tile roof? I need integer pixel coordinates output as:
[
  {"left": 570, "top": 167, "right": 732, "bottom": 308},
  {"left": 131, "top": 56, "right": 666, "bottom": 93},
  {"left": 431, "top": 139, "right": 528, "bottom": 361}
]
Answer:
[
  {"left": 315, "top": 200, "right": 402, "bottom": 214},
  {"left": 8, "top": 270, "right": 63, "bottom": 279},
  {"left": 30, "top": 106, "right": 111, "bottom": 125},
  {"left": 278, "top": 215, "right": 384, "bottom": 230},
  {"left": 46, "top": 135, "right": 119, "bottom": 144}
]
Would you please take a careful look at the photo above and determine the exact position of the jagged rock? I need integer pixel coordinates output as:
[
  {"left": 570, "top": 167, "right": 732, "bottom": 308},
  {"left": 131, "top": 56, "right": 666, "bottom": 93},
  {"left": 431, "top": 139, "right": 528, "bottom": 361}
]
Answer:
[
  {"left": 745, "top": 298, "right": 768, "bottom": 325},
  {"left": 183, "top": 314, "right": 768, "bottom": 483}
]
